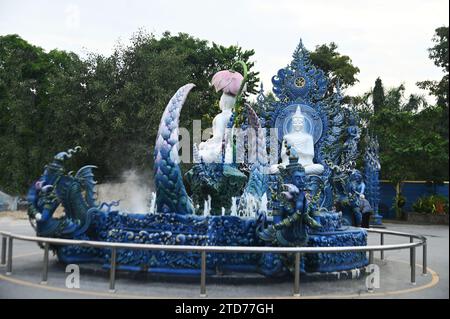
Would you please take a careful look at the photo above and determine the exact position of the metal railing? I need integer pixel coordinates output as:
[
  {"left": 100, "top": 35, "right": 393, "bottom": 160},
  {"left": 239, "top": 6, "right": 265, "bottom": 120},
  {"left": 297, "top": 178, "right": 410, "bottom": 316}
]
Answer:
[{"left": 0, "top": 228, "right": 427, "bottom": 297}]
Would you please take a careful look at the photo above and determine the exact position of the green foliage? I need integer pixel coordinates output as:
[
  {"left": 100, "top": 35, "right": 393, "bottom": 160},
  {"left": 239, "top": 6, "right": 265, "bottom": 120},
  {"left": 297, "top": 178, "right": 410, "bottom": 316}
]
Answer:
[
  {"left": 372, "top": 77, "right": 385, "bottom": 114},
  {"left": 354, "top": 48, "right": 449, "bottom": 219},
  {"left": 353, "top": 27, "right": 449, "bottom": 186},
  {"left": 309, "top": 42, "right": 360, "bottom": 98},
  {"left": 412, "top": 194, "right": 449, "bottom": 214},
  {"left": 368, "top": 81, "right": 448, "bottom": 184},
  {"left": 428, "top": 26, "right": 449, "bottom": 72},
  {"left": 0, "top": 32, "right": 259, "bottom": 195},
  {"left": 0, "top": 34, "right": 89, "bottom": 193},
  {"left": 417, "top": 26, "right": 449, "bottom": 139}
]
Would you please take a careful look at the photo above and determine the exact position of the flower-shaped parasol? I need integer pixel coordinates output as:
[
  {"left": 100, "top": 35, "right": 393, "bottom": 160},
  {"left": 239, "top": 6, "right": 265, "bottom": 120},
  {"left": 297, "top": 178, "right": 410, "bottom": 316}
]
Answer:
[{"left": 211, "top": 70, "right": 244, "bottom": 96}]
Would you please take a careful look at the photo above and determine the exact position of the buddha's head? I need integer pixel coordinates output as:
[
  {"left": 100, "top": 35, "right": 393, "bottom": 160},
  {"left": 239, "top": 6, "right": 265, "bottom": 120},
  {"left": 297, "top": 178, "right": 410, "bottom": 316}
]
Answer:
[{"left": 292, "top": 106, "right": 305, "bottom": 132}]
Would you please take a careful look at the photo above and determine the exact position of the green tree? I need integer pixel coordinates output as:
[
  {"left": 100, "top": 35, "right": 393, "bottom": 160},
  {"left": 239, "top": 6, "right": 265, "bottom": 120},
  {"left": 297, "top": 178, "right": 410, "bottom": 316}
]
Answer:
[
  {"left": 417, "top": 26, "right": 449, "bottom": 141},
  {"left": 362, "top": 78, "right": 448, "bottom": 218},
  {"left": 85, "top": 30, "right": 259, "bottom": 177},
  {"left": 413, "top": 25, "right": 449, "bottom": 182},
  {"left": 309, "top": 42, "right": 360, "bottom": 98},
  {"left": 0, "top": 35, "right": 88, "bottom": 193},
  {"left": 0, "top": 32, "right": 259, "bottom": 195},
  {"left": 372, "top": 77, "right": 385, "bottom": 114},
  {"left": 417, "top": 26, "right": 449, "bottom": 106}
]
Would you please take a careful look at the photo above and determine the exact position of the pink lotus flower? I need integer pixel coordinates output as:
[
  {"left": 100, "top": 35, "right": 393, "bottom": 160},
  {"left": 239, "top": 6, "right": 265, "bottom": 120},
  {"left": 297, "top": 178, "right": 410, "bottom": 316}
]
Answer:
[{"left": 211, "top": 70, "right": 244, "bottom": 96}]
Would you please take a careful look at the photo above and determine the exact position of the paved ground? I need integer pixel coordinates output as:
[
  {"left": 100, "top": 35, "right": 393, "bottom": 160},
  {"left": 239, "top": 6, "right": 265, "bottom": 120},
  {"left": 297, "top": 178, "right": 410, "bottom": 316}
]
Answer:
[{"left": 0, "top": 214, "right": 448, "bottom": 299}]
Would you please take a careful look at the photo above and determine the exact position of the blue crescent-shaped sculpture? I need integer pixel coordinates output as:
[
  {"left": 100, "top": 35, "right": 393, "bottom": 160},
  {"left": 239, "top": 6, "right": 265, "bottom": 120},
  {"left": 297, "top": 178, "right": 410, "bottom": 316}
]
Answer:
[{"left": 154, "top": 83, "right": 195, "bottom": 215}]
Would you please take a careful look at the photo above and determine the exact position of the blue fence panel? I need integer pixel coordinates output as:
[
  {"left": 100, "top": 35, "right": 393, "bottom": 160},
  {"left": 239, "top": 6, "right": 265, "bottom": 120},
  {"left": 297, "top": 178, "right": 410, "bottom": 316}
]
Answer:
[
  {"left": 379, "top": 183, "right": 397, "bottom": 219},
  {"left": 379, "top": 181, "right": 449, "bottom": 219}
]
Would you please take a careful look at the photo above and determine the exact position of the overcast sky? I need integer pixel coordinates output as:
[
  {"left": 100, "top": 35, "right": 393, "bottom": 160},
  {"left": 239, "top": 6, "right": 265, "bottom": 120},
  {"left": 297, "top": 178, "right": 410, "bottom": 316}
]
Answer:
[{"left": 1, "top": 0, "right": 448, "bottom": 101}]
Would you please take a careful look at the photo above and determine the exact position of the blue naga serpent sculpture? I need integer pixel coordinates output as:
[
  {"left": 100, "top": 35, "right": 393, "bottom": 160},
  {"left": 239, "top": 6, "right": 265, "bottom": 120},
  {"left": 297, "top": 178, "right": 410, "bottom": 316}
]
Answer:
[{"left": 27, "top": 147, "right": 98, "bottom": 238}]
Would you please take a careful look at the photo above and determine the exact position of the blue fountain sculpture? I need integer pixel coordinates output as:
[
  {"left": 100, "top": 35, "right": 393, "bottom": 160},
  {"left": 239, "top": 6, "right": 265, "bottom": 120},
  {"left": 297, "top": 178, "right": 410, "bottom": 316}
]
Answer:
[{"left": 26, "top": 40, "right": 382, "bottom": 278}]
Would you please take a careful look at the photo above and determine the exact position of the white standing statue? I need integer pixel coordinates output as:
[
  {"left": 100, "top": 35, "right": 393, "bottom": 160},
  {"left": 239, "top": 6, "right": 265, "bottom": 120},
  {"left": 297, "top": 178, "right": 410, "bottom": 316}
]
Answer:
[
  {"left": 271, "top": 106, "right": 324, "bottom": 175},
  {"left": 148, "top": 192, "right": 156, "bottom": 214},
  {"left": 197, "top": 70, "right": 244, "bottom": 163},
  {"left": 230, "top": 197, "right": 238, "bottom": 216},
  {"left": 203, "top": 195, "right": 212, "bottom": 216}
]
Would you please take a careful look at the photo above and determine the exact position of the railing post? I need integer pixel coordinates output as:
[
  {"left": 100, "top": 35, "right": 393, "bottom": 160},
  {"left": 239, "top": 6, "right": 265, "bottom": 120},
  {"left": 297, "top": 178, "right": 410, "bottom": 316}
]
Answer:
[
  {"left": 41, "top": 242, "right": 49, "bottom": 284},
  {"left": 1, "top": 236, "right": 6, "bottom": 266},
  {"left": 367, "top": 257, "right": 374, "bottom": 293},
  {"left": 200, "top": 251, "right": 207, "bottom": 298},
  {"left": 410, "top": 237, "right": 414, "bottom": 268},
  {"left": 380, "top": 233, "right": 385, "bottom": 260},
  {"left": 109, "top": 247, "right": 117, "bottom": 293},
  {"left": 411, "top": 246, "right": 416, "bottom": 285},
  {"left": 422, "top": 242, "right": 427, "bottom": 276},
  {"left": 293, "top": 252, "right": 301, "bottom": 297},
  {"left": 6, "top": 237, "right": 13, "bottom": 275}
]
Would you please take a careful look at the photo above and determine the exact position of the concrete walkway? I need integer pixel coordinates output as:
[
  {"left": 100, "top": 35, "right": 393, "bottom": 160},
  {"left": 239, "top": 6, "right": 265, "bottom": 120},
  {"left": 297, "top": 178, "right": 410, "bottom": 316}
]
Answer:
[{"left": 0, "top": 215, "right": 448, "bottom": 299}]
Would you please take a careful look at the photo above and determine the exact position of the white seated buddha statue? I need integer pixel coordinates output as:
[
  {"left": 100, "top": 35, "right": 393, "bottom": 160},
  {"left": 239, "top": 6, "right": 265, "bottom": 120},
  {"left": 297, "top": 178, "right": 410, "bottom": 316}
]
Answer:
[{"left": 271, "top": 106, "right": 324, "bottom": 175}]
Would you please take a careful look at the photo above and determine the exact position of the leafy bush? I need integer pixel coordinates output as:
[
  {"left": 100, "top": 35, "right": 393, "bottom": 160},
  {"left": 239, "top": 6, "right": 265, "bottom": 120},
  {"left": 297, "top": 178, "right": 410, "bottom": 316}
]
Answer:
[{"left": 412, "top": 195, "right": 449, "bottom": 214}]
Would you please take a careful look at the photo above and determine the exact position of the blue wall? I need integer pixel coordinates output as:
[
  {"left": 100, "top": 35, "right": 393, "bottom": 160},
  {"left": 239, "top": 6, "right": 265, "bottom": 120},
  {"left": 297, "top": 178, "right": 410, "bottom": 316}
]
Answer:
[{"left": 379, "top": 181, "right": 449, "bottom": 219}]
